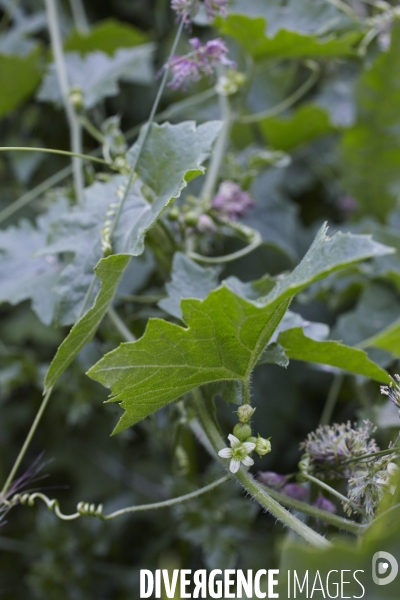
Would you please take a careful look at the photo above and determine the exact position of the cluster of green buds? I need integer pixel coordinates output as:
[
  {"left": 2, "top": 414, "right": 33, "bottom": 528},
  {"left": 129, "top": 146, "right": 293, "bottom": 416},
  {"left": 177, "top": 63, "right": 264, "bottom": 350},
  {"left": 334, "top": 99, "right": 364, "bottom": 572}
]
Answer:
[
  {"left": 233, "top": 405, "right": 271, "bottom": 458},
  {"left": 167, "top": 195, "right": 217, "bottom": 234},
  {"left": 218, "top": 405, "right": 271, "bottom": 474},
  {"left": 215, "top": 69, "right": 247, "bottom": 96}
]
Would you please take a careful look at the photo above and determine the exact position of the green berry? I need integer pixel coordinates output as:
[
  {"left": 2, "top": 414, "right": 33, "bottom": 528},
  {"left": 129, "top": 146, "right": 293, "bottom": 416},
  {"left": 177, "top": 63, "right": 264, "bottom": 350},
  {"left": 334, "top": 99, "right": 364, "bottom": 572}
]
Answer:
[
  {"left": 233, "top": 423, "right": 252, "bottom": 441},
  {"left": 246, "top": 436, "right": 257, "bottom": 445},
  {"left": 184, "top": 211, "right": 199, "bottom": 227},
  {"left": 167, "top": 207, "right": 180, "bottom": 221}
]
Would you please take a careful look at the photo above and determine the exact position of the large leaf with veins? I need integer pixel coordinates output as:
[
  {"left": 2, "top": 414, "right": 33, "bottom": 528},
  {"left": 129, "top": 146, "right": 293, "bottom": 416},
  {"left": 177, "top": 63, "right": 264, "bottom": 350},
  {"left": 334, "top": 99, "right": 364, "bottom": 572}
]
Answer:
[{"left": 88, "top": 225, "right": 393, "bottom": 433}]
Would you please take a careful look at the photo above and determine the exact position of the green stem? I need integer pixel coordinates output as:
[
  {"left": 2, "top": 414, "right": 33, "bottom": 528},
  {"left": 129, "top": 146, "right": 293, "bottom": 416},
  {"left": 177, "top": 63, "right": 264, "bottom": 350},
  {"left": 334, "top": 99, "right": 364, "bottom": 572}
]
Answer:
[
  {"left": 200, "top": 93, "right": 232, "bottom": 203},
  {"left": 0, "top": 147, "right": 107, "bottom": 166},
  {"left": 238, "top": 61, "right": 320, "bottom": 124},
  {"left": 124, "top": 88, "right": 216, "bottom": 142},
  {"left": 320, "top": 374, "right": 344, "bottom": 426},
  {"left": 69, "top": 0, "right": 89, "bottom": 33},
  {"left": 303, "top": 473, "right": 368, "bottom": 519},
  {"left": 188, "top": 235, "right": 261, "bottom": 265},
  {"left": 108, "top": 18, "right": 185, "bottom": 242},
  {"left": 242, "top": 380, "right": 251, "bottom": 404},
  {"left": 186, "top": 220, "right": 263, "bottom": 265},
  {"left": 108, "top": 307, "right": 136, "bottom": 342},
  {"left": 325, "top": 0, "right": 360, "bottom": 20},
  {"left": 44, "top": 0, "right": 85, "bottom": 203},
  {"left": 0, "top": 388, "right": 53, "bottom": 498},
  {"left": 259, "top": 484, "right": 363, "bottom": 535},
  {"left": 0, "top": 165, "right": 71, "bottom": 225},
  {"left": 102, "top": 475, "right": 231, "bottom": 519},
  {"left": 79, "top": 116, "right": 105, "bottom": 144},
  {"left": 117, "top": 294, "right": 166, "bottom": 304},
  {"left": 194, "top": 390, "right": 331, "bottom": 548},
  {"left": 343, "top": 448, "right": 400, "bottom": 465}
]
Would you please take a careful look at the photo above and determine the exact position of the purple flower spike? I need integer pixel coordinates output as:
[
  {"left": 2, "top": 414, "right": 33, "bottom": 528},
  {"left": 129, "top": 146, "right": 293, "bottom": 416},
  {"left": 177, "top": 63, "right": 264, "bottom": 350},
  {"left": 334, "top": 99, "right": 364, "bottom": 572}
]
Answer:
[
  {"left": 282, "top": 483, "right": 308, "bottom": 502},
  {"left": 171, "top": 0, "right": 199, "bottom": 25},
  {"left": 212, "top": 181, "right": 255, "bottom": 220},
  {"left": 168, "top": 56, "right": 201, "bottom": 90},
  {"left": 313, "top": 496, "right": 336, "bottom": 514},
  {"left": 166, "top": 38, "right": 234, "bottom": 90},
  {"left": 205, "top": 0, "right": 228, "bottom": 19},
  {"left": 257, "top": 471, "right": 287, "bottom": 490}
]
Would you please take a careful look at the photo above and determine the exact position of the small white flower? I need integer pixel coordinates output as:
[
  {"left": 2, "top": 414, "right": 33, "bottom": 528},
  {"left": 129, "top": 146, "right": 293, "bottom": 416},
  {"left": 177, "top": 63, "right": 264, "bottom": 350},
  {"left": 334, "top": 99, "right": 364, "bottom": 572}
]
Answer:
[{"left": 218, "top": 434, "right": 255, "bottom": 473}]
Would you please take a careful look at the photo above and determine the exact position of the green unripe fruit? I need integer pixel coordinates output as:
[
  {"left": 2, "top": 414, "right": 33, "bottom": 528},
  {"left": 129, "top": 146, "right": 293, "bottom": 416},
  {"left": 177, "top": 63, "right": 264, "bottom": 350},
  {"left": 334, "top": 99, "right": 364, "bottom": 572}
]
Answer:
[
  {"left": 246, "top": 436, "right": 257, "bottom": 445},
  {"left": 233, "top": 423, "right": 252, "bottom": 442},
  {"left": 184, "top": 211, "right": 199, "bottom": 227},
  {"left": 167, "top": 207, "right": 180, "bottom": 221}
]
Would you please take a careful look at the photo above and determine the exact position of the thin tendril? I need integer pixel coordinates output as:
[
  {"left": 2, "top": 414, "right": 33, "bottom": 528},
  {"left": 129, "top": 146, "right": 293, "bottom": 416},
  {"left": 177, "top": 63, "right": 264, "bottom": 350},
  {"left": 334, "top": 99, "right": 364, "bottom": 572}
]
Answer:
[{"left": 4, "top": 476, "right": 231, "bottom": 521}]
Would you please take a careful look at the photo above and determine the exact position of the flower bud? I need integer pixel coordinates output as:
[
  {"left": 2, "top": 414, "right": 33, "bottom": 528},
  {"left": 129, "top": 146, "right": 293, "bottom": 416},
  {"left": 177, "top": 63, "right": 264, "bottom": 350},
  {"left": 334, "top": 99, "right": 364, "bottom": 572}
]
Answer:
[
  {"left": 313, "top": 496, "right": 336, "bottom": 514},
  {"left": 167, "top": 207, "right": 180, "bottom": 221},
  {"left": 297, "top": 454, "right": 310, "bottom": 481},
  {"left": 233, "top": 423, "right": 252, "bottom": 442},
  {"left": 69, "top": 86, "right": 84, "bottom": 110},
  {"left": 282, "top": 483, "right": 308, "bottom": 501},
  {"left": 215, "top": 69, "right": 246, "bottom": 96},
  {"left": 254, "top": 435, "right": 271, "bottom": 457},
  {"left": 184, "top": 211, "right": 199, "bottom": 227},
  {"left": 257, "top": 471, "right": 286, "bottom": 490},
  {"left": 237, "top": 404, "right": 256, "bottom": 424}
]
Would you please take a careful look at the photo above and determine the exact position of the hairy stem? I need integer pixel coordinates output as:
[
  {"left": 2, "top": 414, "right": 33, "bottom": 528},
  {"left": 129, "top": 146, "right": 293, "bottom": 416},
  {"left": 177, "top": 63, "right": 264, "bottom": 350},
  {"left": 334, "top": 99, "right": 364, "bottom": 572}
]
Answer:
[
  {"left": 303, "top": 473, "right": 368, "bottom": 519},
  {"left": 194, "top": 389, "right": 331, "bottom": 548},
  {"left": 44, "top": 0, "right": 85, "bottom": 203},
  {"left": 260, "top": 484, "right": 363, "bottom": 535}
]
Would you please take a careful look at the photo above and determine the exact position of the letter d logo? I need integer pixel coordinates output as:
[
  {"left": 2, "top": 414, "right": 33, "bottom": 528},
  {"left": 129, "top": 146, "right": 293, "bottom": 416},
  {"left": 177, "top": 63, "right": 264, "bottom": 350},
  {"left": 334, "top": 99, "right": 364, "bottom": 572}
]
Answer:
[{"left": 372, "top": 551, "right": 398, "bottom": 585}]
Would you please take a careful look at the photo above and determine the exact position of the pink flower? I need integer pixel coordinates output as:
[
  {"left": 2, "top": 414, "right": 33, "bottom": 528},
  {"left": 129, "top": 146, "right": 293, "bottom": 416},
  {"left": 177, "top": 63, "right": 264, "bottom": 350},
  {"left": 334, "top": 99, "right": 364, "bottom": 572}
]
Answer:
[
  {"left": 168, "top": 56, "right": 201, "bottom": 90},
  {"left": 166, "top": 38, "right": 235, "bottom": 90},
  {"left": 204, "top": 0, "right": 228, "bottom": 19},
  {"left": 212, "top": 181, "right": 255, "bottom": 220},
  {"left": 171, "top": 0, "right": 199, "bottom": 24}
]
